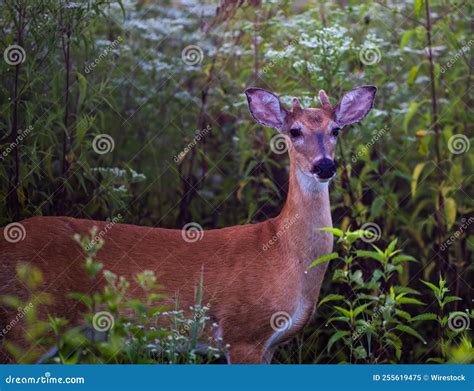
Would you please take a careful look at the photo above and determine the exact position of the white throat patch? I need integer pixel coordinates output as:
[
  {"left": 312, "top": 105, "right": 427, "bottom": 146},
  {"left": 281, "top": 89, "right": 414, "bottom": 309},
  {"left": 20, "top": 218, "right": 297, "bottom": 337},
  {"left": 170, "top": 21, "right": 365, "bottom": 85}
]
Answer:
[{"left": 296, "top": 168, "right": 329, "bottom": 194}]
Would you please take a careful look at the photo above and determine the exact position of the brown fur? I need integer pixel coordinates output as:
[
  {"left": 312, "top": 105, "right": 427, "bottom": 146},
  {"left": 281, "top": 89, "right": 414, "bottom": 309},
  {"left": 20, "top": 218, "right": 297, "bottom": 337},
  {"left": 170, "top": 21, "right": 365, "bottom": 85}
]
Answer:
[{"left": 0, "top": 101, "right": 342, "bottom": 364}]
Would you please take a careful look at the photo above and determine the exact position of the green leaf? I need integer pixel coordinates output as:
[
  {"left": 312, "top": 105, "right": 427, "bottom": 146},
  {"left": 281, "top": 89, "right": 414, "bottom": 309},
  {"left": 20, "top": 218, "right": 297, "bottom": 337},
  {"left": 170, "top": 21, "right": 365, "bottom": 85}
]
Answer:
[
  {"left": 395, "top": 309, "right": 412, "bottom": 321},
  {"left": 395, "top": 324, "right": 426, "bottom": 343},
  {"left": 414, "top": 0, "right": 424, "bottom": 17},
  {"left": 334, "top": 306, "right": 352, "bottom": 318},
  {"left": 403, "top": 101, "right": 421, "bottom": 132},
  {"left": 387, "top": 238, "right": 398, "bottom": 255},
  {"left": 444, "top": 296, "right": 462, "bottom": 304},
  {"left": 309, "top": 252, "right": 339, "bottom": 269},
  {"left": 327, "top": 331, "right": 350, "bottom": 352},
  {"left": 317, "top": 227, "right": 344, "bottom": 237},
  {"left": 411, "top": 162, "right": 426, "bottom": 198},
  {"left": 77, "top": 72, "right": 88, "bottom": 107},
  {"left": 400, "top": 30, "right": 415, "bottom": 50},
  {"left": 420, "top": 279, "right": 439, "bottom": 294},
  {"left": 318, "top": 294, "right": 346, "bottom": 307},
  {"left": 353, "top": 303, "right": 371, "bottom": 317},
  {"left": 407, "top": 65, "right": 419, "bottom": 86},
  {"left": 397, "top": 297, "right": 425, "bottom": 306},
  {"left": 392, "top": 255, "right": 417, "bottom": 264},
  {"left": 444, "top": 197, "right": 457, "bottom": 230},
  {"left": 355, "top": 250, "right": 386, "bottom": 263},
  {"left": 410, "top": 313, "right": 438, "bottom": 322}
]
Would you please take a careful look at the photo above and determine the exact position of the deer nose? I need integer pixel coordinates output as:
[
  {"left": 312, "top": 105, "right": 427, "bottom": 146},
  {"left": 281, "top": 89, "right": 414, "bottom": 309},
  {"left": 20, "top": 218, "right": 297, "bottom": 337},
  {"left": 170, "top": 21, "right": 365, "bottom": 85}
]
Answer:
[{"left": 311, "top": 158, "right": 336, "bottom": 179}]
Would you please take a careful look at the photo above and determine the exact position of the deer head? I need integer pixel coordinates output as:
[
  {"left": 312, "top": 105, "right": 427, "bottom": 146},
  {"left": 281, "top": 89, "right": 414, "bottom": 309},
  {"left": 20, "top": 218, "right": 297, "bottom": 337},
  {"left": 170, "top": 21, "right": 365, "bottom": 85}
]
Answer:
[{"left": 245, "top": 86, "right": 377, "bottom": 184}]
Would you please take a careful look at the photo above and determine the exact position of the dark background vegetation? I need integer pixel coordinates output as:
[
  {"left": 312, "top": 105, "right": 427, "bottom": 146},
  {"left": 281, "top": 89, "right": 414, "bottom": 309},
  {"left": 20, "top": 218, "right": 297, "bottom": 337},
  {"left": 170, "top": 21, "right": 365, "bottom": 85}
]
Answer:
[{"left": 0, "top": 0, "right": 472, "bottom": 363}]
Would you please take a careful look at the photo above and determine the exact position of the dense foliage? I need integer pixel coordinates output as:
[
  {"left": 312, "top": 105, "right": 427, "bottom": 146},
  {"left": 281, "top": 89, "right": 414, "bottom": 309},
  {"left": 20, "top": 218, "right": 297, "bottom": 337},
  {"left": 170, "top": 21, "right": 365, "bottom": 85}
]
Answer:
[{"left": 1, "top": 0, "right": 472, "bottom": 363}]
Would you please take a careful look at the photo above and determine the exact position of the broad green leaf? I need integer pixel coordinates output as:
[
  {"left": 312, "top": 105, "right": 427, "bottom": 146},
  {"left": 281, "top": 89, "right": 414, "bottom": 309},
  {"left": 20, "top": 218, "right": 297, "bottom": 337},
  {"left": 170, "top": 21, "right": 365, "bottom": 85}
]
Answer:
[
  {"left": 414, "top": 0, "right": 424, "bottom": 17},
  {"left": 309, "top": 252, "right": 339, "bottom": 269},
  {"left": 318, "top": 294, "right": 346, "bottom": 307},
  {"left": 334, "top": 306, "right": 352, "bottom": 318},
  {"left": 327, "top": 331, "right": 350, "bottom": 352},
  {"left": 410, "top": 313, "right": 438, "bottom": 322},
  {"left": 444, "top": 197, "right": 457, "bottom": 230},
  {"left": 392, "top": 255, "right": 417, "bottom": 264},
  {"left": 403, "top": 101, "right": 421, "bottom": 132},
  {"left": 395, "top": 324, "right": 426, "bottom": 343},
  {"left": 397, "top": 297, "right": 425, "bottom": 306},
  {"left": 411, "top": 162, "right": 426, "bottom": 198},
  {"left": 400, "top": 30, "right": 415, "bottom": 50},
  {"left": 317, "top": 227, "right": 344, "bottom": 237},
  {"left": 355, "top": 250, "right": 386, "bottom": 263}
]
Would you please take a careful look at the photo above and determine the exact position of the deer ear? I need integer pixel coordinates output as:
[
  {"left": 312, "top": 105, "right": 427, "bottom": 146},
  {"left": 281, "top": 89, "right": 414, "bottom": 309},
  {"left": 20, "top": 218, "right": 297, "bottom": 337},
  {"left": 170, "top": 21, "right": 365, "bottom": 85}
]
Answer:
[
  {"left": 245, "top": 88, "right": 287, "bottom": 131},
  {"left": 334, "top": 86, "right": 377, "bottom": 126}
]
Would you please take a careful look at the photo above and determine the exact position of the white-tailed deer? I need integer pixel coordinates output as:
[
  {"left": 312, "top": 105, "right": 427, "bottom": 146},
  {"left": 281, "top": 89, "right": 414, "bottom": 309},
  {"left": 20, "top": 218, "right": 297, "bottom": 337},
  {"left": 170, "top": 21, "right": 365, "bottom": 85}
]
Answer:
[{"left": 0, "top": 86, "right": 376, "bottom": 363}]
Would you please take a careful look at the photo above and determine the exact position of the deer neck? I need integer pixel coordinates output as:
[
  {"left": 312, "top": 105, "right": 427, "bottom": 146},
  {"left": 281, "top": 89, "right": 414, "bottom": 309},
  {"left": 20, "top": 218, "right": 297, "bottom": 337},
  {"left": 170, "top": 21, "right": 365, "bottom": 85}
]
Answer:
[{"left": 276, "top": 160, "right": 333, "bottom": 268}]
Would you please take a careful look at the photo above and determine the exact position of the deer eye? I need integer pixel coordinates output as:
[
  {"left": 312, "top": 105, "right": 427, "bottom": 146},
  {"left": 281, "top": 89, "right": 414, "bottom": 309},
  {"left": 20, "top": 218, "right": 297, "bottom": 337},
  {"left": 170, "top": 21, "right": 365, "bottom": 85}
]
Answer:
[
  {"left": 331, "top": 128, "right": 341, "bottom": 137},
  {"left": 290, "top": 128, "right": 302, "bottom": 138}
]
